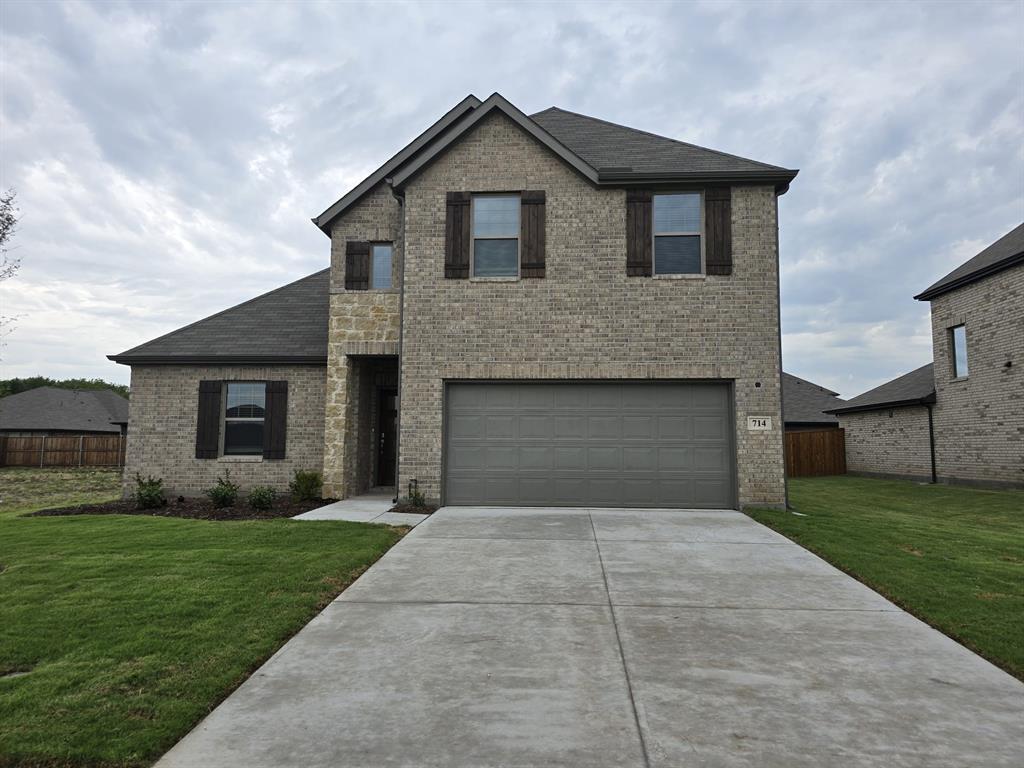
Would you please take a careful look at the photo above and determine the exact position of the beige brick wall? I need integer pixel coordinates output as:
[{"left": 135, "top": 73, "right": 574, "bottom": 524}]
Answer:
[
  {"left": 929, "top": 264, "right": 1023, "bottom": 486},
  {"left": 397, "top": 111, "right": 786, "bottom": 507},
  {"left": 124, "top": 365, "right": 325, "bottom": 497},
  {"left": 839, "top": 406, "right": 933, "bottom": 480},
  {"left": 323, "top": 182, "right": 402, "bottom": 497}
]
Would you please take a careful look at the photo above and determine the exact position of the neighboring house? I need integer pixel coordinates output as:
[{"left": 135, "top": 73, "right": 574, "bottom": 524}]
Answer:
[
  {"left": 110, "top": 93, "right": 798, "bottom": 509},
  {"left": 0, "top": 386, "right": 129, "bottom": 436},
  {"left": 781, "top": 373, "right": 844, "bottom": 431},
  {"left": 829, "top": 223, "right": 1023, "bottom": 488}
]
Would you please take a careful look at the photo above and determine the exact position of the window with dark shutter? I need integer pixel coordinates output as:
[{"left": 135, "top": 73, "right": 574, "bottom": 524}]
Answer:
[
  {"left": 262, "top": 381, "right": 288, "bottom": 460},
  {"left": 195, "top": 381, "right": 221, "bottom": 459},
  {"left": 704, "top": 186, "right": 732, "bottom": 275},
  {"left": 625, "top": 190, "right": 652, "bottom": 276},
  {"left": 445, "top": 191, "right": 471, "bottom": 278},
  {"left": 345, "top": 241, "right": 370, "bottom": 290},
  {"left": 520, "top": 190, "right": 546, "bottom": 278}
]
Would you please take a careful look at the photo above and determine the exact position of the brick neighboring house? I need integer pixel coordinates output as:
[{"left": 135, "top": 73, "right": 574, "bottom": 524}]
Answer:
[
  {"left": 829, "top": 223, "right": 1023, "bottom": 488},
  {"left": 110, "top": 93, "right": 799, "bottom": 509}
]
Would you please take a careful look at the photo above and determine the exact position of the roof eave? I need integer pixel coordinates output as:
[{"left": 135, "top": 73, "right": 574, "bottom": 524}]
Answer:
[
  {"left": 108, "top": 354, "right": 328, "bottom": 366},
  {"left": 914, "top": 252, "right": 1024, "bottom": 301},
  {"left": 599, "top": 169, "right": 799, "bottom": 195},
  {"left": 826, "top": 393, "right": 936, "bottom": 415}
]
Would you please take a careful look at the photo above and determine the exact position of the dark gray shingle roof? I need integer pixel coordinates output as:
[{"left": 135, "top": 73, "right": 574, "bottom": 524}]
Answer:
[
  {"left": 915, "top": 222, "right": 1024, "bottom": 300},
  {"left": 782, "top": 373, "right": 844, "bottom": 425},
  {"left": 109, "top": 269, "right": 329, "bottom": 364},
  {"left": 0, "top": 387, "right": 128, "bottom": 433},
  {"left": 827, "top": 364, "right": 936, "bottom": 414},
  {"left": 531, "top": 107, "right": 796, "bottom": 182}
]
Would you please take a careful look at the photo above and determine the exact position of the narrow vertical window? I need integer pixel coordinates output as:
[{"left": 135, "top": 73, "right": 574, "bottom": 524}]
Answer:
[
  {"left": 224, "top": 382, "right": 266, "bottom": 455},
  {"left": 371, "top": 243, "right": 393, "bottom": 289},
  {"left": 472, "top": 195, "right": 519, "bottom": 277},
  {"left": 653, "top": 193, "right": 702, "bottom": 275},
  {"left": 951, "top": 325, "right": 968, "bottom": 378}
]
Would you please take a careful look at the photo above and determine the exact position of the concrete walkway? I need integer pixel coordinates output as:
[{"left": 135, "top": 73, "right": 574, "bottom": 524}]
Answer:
[
  {"left": 292, "top": 492, "right": 428, "bottom": 527},
  {"left": 158, "top": 507, "right": 1024, "bottom": 768}
]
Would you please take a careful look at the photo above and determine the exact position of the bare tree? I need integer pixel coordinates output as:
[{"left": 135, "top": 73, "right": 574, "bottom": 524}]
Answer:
[{"left": 1, "top": 188, "right": 21, "bottom": 356}]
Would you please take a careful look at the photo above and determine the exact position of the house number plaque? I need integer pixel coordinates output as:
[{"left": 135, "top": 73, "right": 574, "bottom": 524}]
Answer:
[{"left": 747, "top": 416, "right": 772, "bottom": 431}]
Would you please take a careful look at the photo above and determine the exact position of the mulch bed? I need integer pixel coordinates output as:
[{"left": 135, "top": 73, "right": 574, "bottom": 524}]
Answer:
[
  {"left": 26, "top": 496, "right": 339, "bottom": 521},
  {"left": 387, "top": 502, "right": 438, "bottom": 515}
]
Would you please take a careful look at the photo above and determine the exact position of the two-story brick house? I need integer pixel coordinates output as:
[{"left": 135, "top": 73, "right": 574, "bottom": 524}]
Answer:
[
  {"left": 829, "top": 222, "right": 1023, "bottom": 488},
  {"left": 110, "top": 93, "right": 798, "bottom": 509}
]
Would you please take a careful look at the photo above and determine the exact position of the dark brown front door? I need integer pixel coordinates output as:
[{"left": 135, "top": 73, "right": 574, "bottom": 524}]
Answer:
[{"left": 377, "top": 388, "right": 398, "bottom": 486}]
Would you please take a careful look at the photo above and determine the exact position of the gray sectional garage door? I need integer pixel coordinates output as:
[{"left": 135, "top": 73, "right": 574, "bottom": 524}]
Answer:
[{"left": 444, "top": 382, "right": 734, "bottom": 508}]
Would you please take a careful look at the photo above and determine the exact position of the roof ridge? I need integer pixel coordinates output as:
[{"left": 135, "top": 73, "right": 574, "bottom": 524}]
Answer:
[
  {"left": 531, "top": 106, "right": 788, "bottom": 172},
  {"left": 113, "top": 268, "right": 329, "bottom": 357}
]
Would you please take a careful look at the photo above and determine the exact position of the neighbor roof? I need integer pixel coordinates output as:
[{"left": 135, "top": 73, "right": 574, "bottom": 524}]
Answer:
[
  {"left": 915, "top": 222, "right": 1024, "bottom": 301},
  {"left": 108, "top": 269, "right": 329, "bottom": 365},
  {"left": 826, "top": 363, "right": 935, "bottom": 415},
  {"left": 781, "top": 373, "right": 844, "bottom": 425},
  {"left": 0, "top": 387, "right": 128, "bottom": 433},
  {"left": 314, "top": 93, "right": 798, "bottom": 231}
]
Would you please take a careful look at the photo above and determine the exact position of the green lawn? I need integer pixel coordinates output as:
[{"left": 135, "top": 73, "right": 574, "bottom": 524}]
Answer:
[
  {"left": 748, "top": 476, "right": 1024, "bottom": 680},
  {"left": 0, "top": 467, "right": 403, "bottom": 768}
]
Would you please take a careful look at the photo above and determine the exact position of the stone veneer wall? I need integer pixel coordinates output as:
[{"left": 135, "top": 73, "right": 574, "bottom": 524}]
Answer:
[
  {"left": 323, "top": 182, "right": 401, "bottom": 498},
  {"left": 839, "top": 406, "right": 932, "bottom": 481},
  {"left": 123, "top": 365, "right": 325, "bottom": 497},
  {"left": 928, "top": 264, "right": 1023, "bottom": 487},
  {"left": 396, "top": 111, "right": 786, "bottom": 507}
]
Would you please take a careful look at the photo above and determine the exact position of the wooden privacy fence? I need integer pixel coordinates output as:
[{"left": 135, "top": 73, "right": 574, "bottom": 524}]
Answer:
[
  {"left": 0, "top": 434, "right": 126, "bottom": 468},
  {"left": 785, "top": 428, "right": 847, "bottom": 477}
]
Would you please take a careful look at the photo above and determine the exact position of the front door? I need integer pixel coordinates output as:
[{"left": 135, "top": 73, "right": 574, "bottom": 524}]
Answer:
[{"left": 377, "top": 388, "right": 398, "bottom": 487}]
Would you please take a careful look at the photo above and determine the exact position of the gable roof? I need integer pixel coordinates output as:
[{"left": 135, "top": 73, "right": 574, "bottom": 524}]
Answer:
[
  {"left": 0, "top": 387, "right": 128, "bottom": 433},
  {"left": 531, "top": 107, "right": 797, "bottom": 189},
  {"left": 781, "top": 373, "right": 844, "bottom": 425},
  {"left": 826, "top": 363, "right": 936, "bottom": 415},
  {"left": 915, "top": 222, "right": 1024, "bottom": 301},
  {"left": 108, "top": 269, "right": 329, "bottom": 365},
  {"left": 312, "top": 95, "right": 482, "bottom": 235}
]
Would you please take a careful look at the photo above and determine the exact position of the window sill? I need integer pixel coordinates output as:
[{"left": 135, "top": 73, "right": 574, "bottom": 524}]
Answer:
[
  {"left": 343, "top": 288, "right": 400, "bottom": 294},
  {"left": 218, "top": 455, "right": 263, "bottom": 463},
  {"left": 653, "top": 273, "right": 706, "bottom": 280},
  {"left": 469, "top": 276, "right": 520, "bottom": 283},
  {"left": 950, "top": 376, "right": 969, "bottom": 383}
]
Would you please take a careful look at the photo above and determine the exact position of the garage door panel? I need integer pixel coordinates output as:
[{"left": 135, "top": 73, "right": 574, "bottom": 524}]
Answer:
[{"left": 445, "top": 382, "right": 734, "bottom": 508}]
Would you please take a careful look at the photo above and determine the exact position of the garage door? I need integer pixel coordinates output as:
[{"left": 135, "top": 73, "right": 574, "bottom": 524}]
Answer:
[{"left": 444, "top": 382, "right": 734, "bottom": 508}]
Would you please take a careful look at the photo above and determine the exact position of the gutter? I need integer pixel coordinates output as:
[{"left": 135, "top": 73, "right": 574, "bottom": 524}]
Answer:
[
  {"left": 913, "top": 252, "right": 1024, "bottom": 301},
  {"left": 774, "top": 189, "right": 790, "bottom": 510},
  {"left": 926, "top": 403, "right": 938, "bottom": 483},
  {"left": 389, "top": 182, "right": 406, "bottom": 504},
  {"left": 825, "top": 393, "right": 936, "bottom": 416},
  {"left": 106, "top": 355, "right": 328, "bottom": 366}
]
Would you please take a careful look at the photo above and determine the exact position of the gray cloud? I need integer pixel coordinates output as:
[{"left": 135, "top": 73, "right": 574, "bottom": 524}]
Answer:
[{"left": 1, "top": 0, "right": 1021, "bottom": 398}]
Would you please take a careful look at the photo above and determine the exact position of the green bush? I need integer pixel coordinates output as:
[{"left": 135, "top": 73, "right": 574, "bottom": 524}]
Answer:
[
  {"left": 132, "top": 474, "right": 167, "bottom": 510},
  {"left": 204, "top": 472, "right": 240, "bottom": 508},
  {"left": 407, "top": 486, "right": 427, "bottom": 509},
  {"left": 289, "top": 470, "right": 323, "bottom": 502},
  {"left": 247, "top": 485, "right": 275, "bottom": 511}
]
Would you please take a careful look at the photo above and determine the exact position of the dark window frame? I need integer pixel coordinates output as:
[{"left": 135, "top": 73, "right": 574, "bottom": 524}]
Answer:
[
  {"left": 950, "top": 324, "right": 969, "bottom": 379},
  {"left": 369, "top": 241, "right": 394, "bottom": 290},
  {"left": 470, "top": 193, "right": 521, "bottom": 278},
  {"left": 222, "top": 381, "right": 267, "bottom": 456}
]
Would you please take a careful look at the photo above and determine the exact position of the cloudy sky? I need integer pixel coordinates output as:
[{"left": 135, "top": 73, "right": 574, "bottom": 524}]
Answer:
[{"left": 1, "top": 0, "right": 1022, "bottom": 397}]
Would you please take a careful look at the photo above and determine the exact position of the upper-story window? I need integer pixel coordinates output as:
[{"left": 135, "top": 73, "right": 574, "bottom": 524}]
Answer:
[
  {"left": 950, "top": 324, "right": 968, "bottom": 378},
  {"left": 224, "top": 382, "right": 266, "bottom": 455},
  {"left": 653, "top": 193, "right": 702, "bottom": 275},
  {"left": 472, "top": 195, "right": 519, "bottom": 277},
  {"left": 371, "top": 243, "right": 393, "bottom": 289}
]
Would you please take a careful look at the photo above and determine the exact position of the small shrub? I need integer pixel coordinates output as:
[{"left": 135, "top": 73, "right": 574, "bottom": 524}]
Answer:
[
  {"left": 289, "top": 470, "right": 323, "bottom": 502},
  {"left": 132, "top": 474, "right": 167, "bottom": 510},
  {"left": 247, "top": 485, "right": 275, "bottom": 511},
  {"left": 407, "top": 486, "right": 427, "bottom": 509},
  {"left": 205, "top": 471, "right": 240, "bottom": 508}
]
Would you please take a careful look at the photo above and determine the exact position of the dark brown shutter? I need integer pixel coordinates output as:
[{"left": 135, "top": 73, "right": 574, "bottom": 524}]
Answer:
[
  {"left": 345, "top": 241, "right": 370, "bottom": 290},
  {"left": 625, "top": 190, "right": 652, "bottom": 276},
  {"left": 519, "top": 190, "right": 546, "bottom": 278},
  {"left": 262, "top": 381, "right": 288, "bottom": 460},
  {"left": 195, "top": 381, "right": 221, "bottom": 459},
  {"left": 445, "top": 191, "right": 471, "bottom": 279},
  {"left": 705, "top": 187, "right": 732, "bottom": 275}
]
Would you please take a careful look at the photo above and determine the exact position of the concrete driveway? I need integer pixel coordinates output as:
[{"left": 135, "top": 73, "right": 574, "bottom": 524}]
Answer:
[{"left": 158, "top": 507, "right": 1024, "bottom": 767}]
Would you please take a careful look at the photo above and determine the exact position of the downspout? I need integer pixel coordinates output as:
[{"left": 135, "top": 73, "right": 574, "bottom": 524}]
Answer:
[
  {"left": 388, "top": 181, "right": 406, "bottom": 504},
  {"left": 926, "top": 403, "right": 937, "bottom": 483},
  {"left": 774, "top": 192, "right": 790, "bottom": 510}
]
